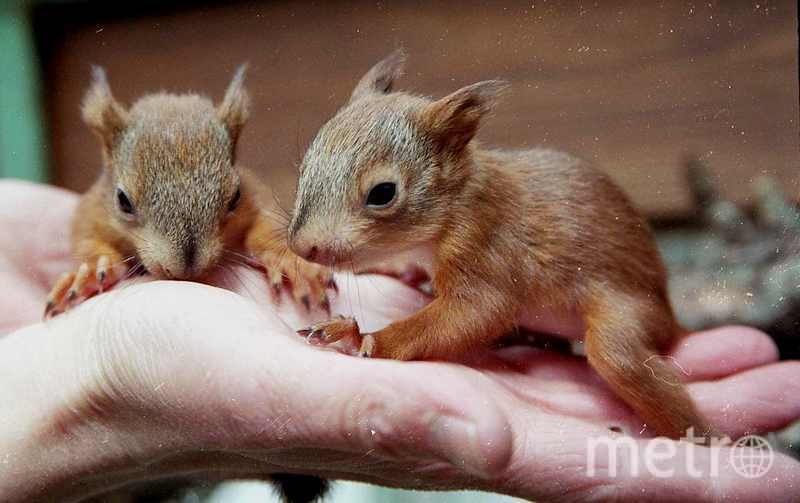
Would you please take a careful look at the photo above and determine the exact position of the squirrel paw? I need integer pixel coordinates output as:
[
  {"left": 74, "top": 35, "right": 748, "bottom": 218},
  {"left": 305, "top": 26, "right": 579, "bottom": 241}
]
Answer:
[
  {"left": 44, "top": 256, "right": 127, "bottom": 318},
  {"left": 258, "top": 252, "right": 336, "bottom": 313},
  {"left": 297, "top": 315, "right": 359, "bottom": 344},
  {"left": 357, "top": 333, "right": 376, "bottom": 357},
  {"left": 297, "top": 316, "right": 373, "bottom": 356}
]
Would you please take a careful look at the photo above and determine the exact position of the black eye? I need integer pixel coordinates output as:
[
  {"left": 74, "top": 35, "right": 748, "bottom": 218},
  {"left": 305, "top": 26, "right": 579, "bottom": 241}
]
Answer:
[
  {"left": 228, "top": 187, "right": 241, "bottom": 212},
  {"left": 366, "top": 182, "right": 397, "bottom": 208},
  {"left": 116, "top": 188, "right": 135, "bottom": 215}
]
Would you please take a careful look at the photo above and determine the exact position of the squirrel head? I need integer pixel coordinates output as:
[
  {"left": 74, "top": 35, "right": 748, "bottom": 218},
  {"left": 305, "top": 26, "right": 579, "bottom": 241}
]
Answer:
[
  {"left": 289, "top": 50, "right": 507, "bottom": 268},
  {"left": 82, "top": 65, "right": 250, "bottom": 279}
]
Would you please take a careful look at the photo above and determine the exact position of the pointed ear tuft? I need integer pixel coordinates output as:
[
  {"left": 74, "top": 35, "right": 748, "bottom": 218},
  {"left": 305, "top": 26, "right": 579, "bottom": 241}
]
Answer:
[
  {"left": 421, "top": 80, "right": 509, "bottom": 152},
  {"left": 217, "top": 64, "right": 251, "bottom": 148},
  {"left": 82, "top": 66, "right": 129, "bottom": 155},
  {"left": 349, "top": 48, "right": 407, "bottom": 103}
]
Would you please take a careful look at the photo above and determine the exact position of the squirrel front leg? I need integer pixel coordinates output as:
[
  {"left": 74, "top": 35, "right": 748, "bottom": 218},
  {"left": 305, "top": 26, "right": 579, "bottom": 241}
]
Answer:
[
  {"left": 372, "top": 295, "right": 517, "bottom": 360},
  {"left": 244, "top": 212, "right": 335, "bottom": 312},
  {"left": 45, "top": 239, "right": 130, "bottom": 318},
  {"left": 301, "top": 290, "right": 517, "bottom": 360}
]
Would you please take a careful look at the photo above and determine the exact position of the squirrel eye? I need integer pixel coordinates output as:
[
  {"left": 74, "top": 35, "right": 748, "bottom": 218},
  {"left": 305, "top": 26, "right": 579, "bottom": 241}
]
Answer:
[
  {"left": 116, "top": 188, "right": 135, "bottom": 216},
  {"left": 366, "top": 182, "right": 397, "bottom": 208},
  {"left": 228, "top": 187, "right": 241, "bottom": 212}
]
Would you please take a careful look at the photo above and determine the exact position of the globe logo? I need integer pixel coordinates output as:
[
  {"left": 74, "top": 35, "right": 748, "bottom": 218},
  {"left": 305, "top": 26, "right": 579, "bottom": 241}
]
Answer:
[{"left": 729, "top": 435, "right": 773, "bottom": 479}]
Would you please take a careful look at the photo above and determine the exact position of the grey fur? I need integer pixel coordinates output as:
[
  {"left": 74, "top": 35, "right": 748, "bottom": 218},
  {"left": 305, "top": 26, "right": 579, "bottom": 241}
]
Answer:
[
  {"left": 289, "top": 52, "right": 505, "bottom": 266},
  {"left": 86, "top": 66, "right": 247, "bottom": 278}
]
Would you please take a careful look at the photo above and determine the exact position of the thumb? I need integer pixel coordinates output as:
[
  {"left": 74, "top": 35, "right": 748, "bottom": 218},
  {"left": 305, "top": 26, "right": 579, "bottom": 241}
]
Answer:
[
  {"left": 61, "top": 280, "right": 514, "bottom": 483},
  {"left": 245, "top": 354, "right": 516, "bottom": 481}
]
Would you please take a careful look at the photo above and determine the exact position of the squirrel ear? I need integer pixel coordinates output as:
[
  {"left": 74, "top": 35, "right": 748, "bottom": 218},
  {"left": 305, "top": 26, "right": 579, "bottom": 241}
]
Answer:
[
  {"left": 349, "top": 49, "right": 406, "bottom": 103},
  {"left": 216, "top": 64, "right": 250, "bottom": 148},
  {"left": 82, "top": 66, "right": 129, "bottom": 156},
  {"left": 421, "top": 80, "right": 508, "bottom": 152}
]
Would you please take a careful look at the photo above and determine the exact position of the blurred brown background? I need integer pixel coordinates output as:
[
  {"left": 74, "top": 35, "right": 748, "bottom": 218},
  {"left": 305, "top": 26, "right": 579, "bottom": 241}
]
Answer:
[{"left": 35, "top": 0, "right": 799, "bottom": 218}]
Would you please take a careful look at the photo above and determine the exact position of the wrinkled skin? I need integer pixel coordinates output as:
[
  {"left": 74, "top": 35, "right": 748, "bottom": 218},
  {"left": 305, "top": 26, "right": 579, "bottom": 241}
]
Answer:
[{"left": 0, "top": 180, "right": 798, "bottom": 502}]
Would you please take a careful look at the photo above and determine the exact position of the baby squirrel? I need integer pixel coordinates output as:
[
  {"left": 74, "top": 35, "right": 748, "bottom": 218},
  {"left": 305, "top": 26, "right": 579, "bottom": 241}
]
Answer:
[
  {"left": 44, "top": 67, "right": 333, "bottom": 503},
  {"left": 45, "top": 66, "right": 335, "bottom": 318},
  {"left": 290, "top": 50, "right": 713, "bottom": 439}
]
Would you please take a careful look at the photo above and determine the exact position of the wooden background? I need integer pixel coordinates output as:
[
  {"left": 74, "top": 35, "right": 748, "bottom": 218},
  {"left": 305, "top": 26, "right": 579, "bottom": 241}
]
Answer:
[{"left": 35, "top": 0, "right": 799, "bottom": 218}]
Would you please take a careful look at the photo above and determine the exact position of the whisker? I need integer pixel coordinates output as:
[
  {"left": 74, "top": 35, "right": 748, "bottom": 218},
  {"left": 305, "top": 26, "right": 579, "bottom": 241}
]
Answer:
[
  {"left": 349, "top": 251, "right": 365, "bottom": 322},
  {"left": 269, "top": 189, "right": 294, "bottom": 222},
  {"left": 121, "top": 262, "right": 144, "bottom": 282},
  {"left": 223, "top": 249, "right": 256, "bottom": 264},
  {"left": 116, "top": 255, "right": 138, "bottom": 266},
  {"left": 261, "top": 207, "right": 291, "bottom": 224}
]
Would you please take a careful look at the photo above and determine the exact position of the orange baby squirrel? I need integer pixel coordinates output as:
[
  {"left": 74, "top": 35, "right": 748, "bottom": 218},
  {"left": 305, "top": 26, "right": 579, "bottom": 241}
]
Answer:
[
  {"left": 45, "top": 66, "right": 334, "bottom": 317},
  {"left": 290, "top": 50, "right": 713, "bottom": 439}
]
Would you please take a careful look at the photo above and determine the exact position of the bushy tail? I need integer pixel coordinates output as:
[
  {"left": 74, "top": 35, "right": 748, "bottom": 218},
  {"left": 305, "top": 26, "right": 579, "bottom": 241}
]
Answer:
[{"left": 584, "top": 289, "right": 714, "bottom": 439}]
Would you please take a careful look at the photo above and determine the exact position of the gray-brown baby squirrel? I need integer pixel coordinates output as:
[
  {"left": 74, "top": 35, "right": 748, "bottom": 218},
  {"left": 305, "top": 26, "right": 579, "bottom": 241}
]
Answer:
[
  {"left": 45, "top": 66, "right": 331, "bottom": 503},
  {"left": 290, "top": 50, "right": 714, "bottom": 439},
  {"left": 45, "top": 66, "right": 334, "bottom": 317}
]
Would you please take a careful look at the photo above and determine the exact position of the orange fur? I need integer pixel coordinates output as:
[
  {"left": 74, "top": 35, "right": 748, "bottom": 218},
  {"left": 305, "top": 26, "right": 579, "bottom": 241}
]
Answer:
[{"left": 291, "top": 50, "right": 713, "bottom": 438}]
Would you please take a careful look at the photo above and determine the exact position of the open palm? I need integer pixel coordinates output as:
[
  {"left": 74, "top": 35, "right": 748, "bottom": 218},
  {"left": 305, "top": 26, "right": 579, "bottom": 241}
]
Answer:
[{"left": 0, "top": 180, "right": 798, "bottom": 502}]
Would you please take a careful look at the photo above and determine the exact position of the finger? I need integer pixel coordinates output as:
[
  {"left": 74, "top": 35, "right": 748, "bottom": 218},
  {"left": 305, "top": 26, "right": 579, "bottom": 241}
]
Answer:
[
  {"left": 0, "top": 181, "right": 78, "bottom": 286},
  {"left": 69, "top": 281, "right": 513, "bottom": 481},
  {"left": 490, "top": 325, "right": 781, "bottom": 400},
  {"left": 229, "top": 352, "right": 514, "bottom": 479},
  {"left": 690, "top": 361, "right": 800, "bottom": 437},
  {"left": 497, "top": 408, "right": 800, "bottom": 503},
  {"left": 670, "top": 326, "right": 779, "bottom": 381},
  {"left": 582, "top": 441, "right": 800, "bottom": 503}
]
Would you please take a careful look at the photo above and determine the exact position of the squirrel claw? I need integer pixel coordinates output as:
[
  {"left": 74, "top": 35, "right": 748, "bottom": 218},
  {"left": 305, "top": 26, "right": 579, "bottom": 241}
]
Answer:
[
  {"left": 44, "top": 255, "right": 127, "bottom": 319},
  {"left": 327, "top": 278, "right": 338, "bottom": 293},
  {"left": 270, "top": 282, "right": 283, "bottom": 303},
  {"left": 358, "top": 334, "right": 376, "bottom": 357},
  {"left": 296, "top": 315, "right": 359, "bottom": 346},
  {"left": 305, "top": 328, "right": 325, "bottom": 343},
  {"left": 258, "top": 252, "right": 336, "bottom": 312},
  {"left": 297, "top": 316, "right": 377, "bottom": 357}
]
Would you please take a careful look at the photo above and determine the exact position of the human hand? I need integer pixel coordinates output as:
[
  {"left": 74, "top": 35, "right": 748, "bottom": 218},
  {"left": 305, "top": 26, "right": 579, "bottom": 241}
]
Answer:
[{"left": 0, "top": 180, "right": 798, "bottom": 502}]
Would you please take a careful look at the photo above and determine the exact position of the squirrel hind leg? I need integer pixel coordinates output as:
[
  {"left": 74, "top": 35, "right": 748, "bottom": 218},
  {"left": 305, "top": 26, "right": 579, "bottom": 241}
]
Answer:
[
  {"left": 271, "top": 474, "right": 330, "bottom": 503},
  {"left": 583, "top": 290, "right": 714, "bottom": 439}
]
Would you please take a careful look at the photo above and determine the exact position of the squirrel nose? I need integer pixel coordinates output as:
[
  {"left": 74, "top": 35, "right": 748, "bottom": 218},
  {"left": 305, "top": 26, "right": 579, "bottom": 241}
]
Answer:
[
  {"left": 305, "top": 246, "right": 318, "bottom": 262},
  {"left": 182, "top": 241, "right": 196, "bottom": 273},
  {"left": 305, "top": 246, "right": 338, "bottom": 266},
  {"left": 289, "top": 235, "right": 315, "bottom": 261}
]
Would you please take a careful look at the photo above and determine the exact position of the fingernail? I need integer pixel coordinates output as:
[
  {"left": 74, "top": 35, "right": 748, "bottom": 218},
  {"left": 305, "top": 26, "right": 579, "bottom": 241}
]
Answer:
[{"left": 427, "top": 414, "right": 489, "bottom": 478}]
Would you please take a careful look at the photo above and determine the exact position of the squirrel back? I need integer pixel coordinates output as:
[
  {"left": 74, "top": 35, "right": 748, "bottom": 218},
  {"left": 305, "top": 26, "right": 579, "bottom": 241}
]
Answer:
[{"left": 290, "top": 50, "right": 711, "bottom": 438}]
